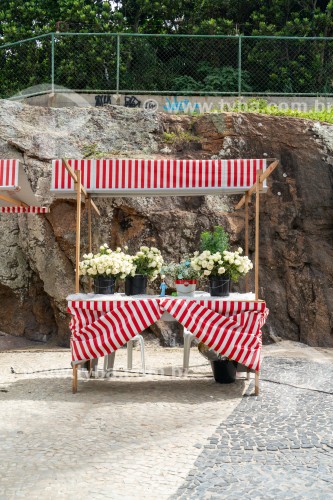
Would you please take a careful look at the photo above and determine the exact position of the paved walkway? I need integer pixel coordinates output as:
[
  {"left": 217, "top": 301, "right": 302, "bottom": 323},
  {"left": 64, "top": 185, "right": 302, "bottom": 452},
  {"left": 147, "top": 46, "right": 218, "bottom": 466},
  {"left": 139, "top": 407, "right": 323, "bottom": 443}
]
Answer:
[
  {"left": 0, "top": 341, "right": 332, "bottom": 499},
  {"left": 173, "top": 354, "right": 333, "bottom": 499}
]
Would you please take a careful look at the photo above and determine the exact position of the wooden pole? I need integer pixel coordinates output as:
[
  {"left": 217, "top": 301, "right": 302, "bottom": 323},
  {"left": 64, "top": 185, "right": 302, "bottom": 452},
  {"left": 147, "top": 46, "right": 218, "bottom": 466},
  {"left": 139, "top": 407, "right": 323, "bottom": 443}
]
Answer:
[
  {"left": 245, "top": 191, "right": 250, "bottom": 293},
  {"left": 87, "top": 197, "right": 92, "bottom": 254},
  {"left": 87, "top": 196, "right": 92, "bottom": 293},
  {"left": 72, "top": 364, "right": 78, "bottom": 394},
  {"left": 75, "top": 170, "right": 81, "bottom": 294},
  {"left": 255, "top": 169, "right": 262, "bottom": 301},
  {"left": 255, "top": 371, "right": 259, "bottom": 396}
]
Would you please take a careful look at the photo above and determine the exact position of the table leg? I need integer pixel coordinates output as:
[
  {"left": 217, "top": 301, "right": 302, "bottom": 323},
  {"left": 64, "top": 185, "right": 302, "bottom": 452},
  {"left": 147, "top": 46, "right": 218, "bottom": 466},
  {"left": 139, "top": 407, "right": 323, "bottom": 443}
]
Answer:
[
  {"left": 255, "top": 371, "right": 260, "bottom": 396},
  {"left": 72, "top": 365, "right": 78, "bottom": 394},
  {"left": 127, "top": 340, "right": 133, "bottom": 370},
  {"left": 104, "top": 352, "right": 116, "bottom": 375},
  {"left": 247, "top": 369, "right": 250, "bottom": 381},
  {"left": 183, "top": 330, "right": 194, "bottom": 373}
]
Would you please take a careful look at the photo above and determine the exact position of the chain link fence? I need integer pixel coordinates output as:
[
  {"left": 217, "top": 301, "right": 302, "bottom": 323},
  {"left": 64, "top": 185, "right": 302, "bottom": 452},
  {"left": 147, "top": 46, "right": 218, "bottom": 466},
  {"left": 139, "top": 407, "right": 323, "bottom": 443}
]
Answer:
[{"left": 1, "top": 33, "right": 333, "bottom": 99}]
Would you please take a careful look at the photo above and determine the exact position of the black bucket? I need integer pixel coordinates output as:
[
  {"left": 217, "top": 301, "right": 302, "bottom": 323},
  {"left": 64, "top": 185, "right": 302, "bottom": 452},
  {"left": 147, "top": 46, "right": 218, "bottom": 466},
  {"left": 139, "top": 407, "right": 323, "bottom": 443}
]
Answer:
[
  {"left": 209, "top": 275, "right": 230, "bottom": 297},
  {"left": 94, "top": 276, "right": 116, "bottom": 294},
  {"left": 211, "top": 359, "right": 237, "bottom": 383},
  {"left": 125, "top": 275, "right": 147, "bottom": 295}
]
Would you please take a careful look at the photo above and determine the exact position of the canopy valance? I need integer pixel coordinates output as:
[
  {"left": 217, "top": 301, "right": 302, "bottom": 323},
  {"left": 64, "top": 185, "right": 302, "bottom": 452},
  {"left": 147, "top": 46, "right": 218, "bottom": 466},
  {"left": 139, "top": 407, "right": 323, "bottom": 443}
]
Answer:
[{"left": 51, "top": 158, "right": 268, "bottom": 196}]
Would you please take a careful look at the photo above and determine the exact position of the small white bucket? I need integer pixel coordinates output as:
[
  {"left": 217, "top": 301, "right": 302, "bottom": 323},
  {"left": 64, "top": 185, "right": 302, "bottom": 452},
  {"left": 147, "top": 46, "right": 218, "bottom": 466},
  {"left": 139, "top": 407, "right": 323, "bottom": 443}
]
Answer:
[{"left": 174, "top": 280, "right": 197, "bottom": 297}]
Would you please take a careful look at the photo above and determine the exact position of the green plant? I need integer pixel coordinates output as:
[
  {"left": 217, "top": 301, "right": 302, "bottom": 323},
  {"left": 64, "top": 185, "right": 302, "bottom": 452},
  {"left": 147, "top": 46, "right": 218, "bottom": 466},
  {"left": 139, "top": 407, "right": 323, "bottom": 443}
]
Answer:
[
  {"left": 199, "top": 226, "right": 230, "bottom": 254},
  {"left": 172, "top": 75, "right": 202, "bottom": 91},
  {"left": 163, "top": 131, "right": 200, "bottom": 146},
  {"left": 82, "top": 143, "right": 102, "bottom": 159},
  {"left": 202, "top": 66, "right": 252, "bottom": 92}
]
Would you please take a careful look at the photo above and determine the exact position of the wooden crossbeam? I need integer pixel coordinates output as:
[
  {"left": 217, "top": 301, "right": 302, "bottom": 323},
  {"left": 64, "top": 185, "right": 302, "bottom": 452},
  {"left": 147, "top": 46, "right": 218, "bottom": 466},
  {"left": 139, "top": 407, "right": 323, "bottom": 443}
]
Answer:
[
  {"left": 235, "top": 159, "right": 279, "bottom": 210},
  {"left": 89, "top": 198, "right": 100, "bottom": 217},
  {"left": 0, "top": 193, "right": 28, "bottom": 208},
  {"left": 62, "top": 158, "right": 100, "bottom": 216}
]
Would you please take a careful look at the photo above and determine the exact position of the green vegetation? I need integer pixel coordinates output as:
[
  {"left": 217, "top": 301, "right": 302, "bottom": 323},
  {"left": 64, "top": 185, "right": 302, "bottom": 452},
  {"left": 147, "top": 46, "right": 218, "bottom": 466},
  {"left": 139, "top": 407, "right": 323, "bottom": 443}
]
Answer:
[
  {"left": 163, "top": 131, "right": 200, "bottom": 146},
  {"left": 220, "top": 99, "right": 333, "bottom": 124},
  {"left": 82, "top": 143, "right": 123, "bottom": 158},
  {"left": 199, "top": 226, "right": 230, "bottom": 255},
  {"left": 1, "top": 1, "right": 333, "bottom": 97}
]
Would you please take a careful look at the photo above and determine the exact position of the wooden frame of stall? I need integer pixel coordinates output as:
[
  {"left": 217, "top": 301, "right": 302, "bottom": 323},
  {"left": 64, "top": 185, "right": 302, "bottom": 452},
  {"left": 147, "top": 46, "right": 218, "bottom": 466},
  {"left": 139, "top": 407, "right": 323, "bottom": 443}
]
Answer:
[{"left": 63, "top": 157, "right": 279, "bottom": 396}]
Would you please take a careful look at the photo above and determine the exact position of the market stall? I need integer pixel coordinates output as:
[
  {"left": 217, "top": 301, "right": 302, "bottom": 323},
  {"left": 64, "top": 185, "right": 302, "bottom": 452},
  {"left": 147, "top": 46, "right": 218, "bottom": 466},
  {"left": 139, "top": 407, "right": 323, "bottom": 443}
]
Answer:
[{"left": 51, "top": 157, "right": 279, "bottom": 394}]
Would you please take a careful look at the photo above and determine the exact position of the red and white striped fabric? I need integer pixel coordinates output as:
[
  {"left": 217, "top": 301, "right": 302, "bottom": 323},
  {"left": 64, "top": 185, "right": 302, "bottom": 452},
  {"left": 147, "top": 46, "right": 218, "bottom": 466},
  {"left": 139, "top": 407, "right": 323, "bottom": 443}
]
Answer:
[
  {"left": 52, "top": 159, "right": 94, "bottom": 192},
  {"left": 0, "top": 159, "right": 19, "bottom": 189},
  {"left": 0, "top": 206, "right": 49, "bottom": 214},
  {"left": 68, "top": 297, "right": 268, "bottom": 371},
  {"left": 52, "top": 159, "right": 267, "bottom": 195}
]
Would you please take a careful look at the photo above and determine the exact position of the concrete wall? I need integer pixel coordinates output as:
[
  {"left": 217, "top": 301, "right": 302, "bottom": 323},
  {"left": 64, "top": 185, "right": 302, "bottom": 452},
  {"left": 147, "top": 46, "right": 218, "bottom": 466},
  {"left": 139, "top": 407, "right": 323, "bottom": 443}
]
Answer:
[{"left": 18, "top": 92, "right": 333, "bottom": 113}]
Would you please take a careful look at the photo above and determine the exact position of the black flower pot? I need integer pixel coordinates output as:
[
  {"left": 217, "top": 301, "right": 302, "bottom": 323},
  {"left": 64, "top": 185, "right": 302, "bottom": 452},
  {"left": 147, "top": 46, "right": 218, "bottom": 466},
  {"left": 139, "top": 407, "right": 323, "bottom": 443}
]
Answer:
[
  {"left": 209, "top": 275, "right": 230, "bottom": 297},
  {"left": 93, "top": 276, "right": 116, "bottom": 294},
  {"left": 211, "top": 359, "right": 237, "bottom": 383},
  {"left": 125, "top": 275, "right": 147, "bottom": 295}
]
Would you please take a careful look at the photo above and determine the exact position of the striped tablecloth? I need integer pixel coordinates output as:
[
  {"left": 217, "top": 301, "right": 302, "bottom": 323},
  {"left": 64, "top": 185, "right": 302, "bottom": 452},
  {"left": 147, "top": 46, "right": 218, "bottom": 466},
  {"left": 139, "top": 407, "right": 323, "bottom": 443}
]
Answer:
[{"left": 67, "top": 294, "right": 268, "bottom": 371}]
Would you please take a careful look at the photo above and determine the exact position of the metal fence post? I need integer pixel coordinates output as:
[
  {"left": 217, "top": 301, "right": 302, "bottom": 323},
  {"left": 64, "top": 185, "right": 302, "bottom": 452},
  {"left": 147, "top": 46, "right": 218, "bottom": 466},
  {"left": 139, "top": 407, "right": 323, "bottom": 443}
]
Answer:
[
  {"left": 116, "top": 34, "right": 120, "bottom": 93},
  {"left": 238, "top": 34, "right": 242, "bottom": 97},
  {"left": 51, "top": 32, "right": 55, "bottom": 93}
]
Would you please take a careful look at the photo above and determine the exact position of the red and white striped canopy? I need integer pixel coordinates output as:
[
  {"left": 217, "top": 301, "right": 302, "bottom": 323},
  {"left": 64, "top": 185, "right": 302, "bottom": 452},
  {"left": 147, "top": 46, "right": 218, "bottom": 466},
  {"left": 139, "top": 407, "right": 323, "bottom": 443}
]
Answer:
[
  {"left": 51, "top": 158, "right": 267, "bottom": 196},
  {"left": 0, "top": 159, "right": 49, "bottom": 213},
  {"left": 0, "top": 159, "right": 19, "bottom": 189}
]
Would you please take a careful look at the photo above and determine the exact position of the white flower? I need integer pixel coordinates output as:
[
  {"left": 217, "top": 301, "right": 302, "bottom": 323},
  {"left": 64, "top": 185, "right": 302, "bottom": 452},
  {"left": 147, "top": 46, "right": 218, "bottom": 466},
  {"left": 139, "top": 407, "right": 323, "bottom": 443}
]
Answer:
[
  {"left": 238, "top": 247, "right": 243, "bottom": 254},
  {"left": 218, "top": 267, "right": 226, "bottom": 274},
  {"left": 203, "top": 270, "right": 211, "bottom": 276}
]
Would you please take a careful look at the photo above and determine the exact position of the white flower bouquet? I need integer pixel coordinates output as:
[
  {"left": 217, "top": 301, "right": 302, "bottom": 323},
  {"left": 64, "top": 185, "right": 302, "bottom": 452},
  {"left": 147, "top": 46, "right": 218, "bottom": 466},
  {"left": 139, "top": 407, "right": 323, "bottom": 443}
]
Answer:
[
  {"left": 190, "top": 247, "right": 253, "bottom": 282},
  {"left": 132, "top": 246, "right": 164, "bottom": 281},
  {"left": 79, "top": 243, "right": 135, "bottom": 279}
]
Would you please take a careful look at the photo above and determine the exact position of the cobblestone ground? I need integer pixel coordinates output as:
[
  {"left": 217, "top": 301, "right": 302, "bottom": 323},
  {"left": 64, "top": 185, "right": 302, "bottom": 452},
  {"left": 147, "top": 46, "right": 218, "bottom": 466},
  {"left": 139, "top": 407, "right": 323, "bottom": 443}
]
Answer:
[
  {"left": 0, "top": 346, "right": 245, "bottom": 500},
  {"left": 0, "top": 342, "right": 332, "bottom": 500},
  {"left": 173, "top": 352, "right": 333, "bottom": 499}
]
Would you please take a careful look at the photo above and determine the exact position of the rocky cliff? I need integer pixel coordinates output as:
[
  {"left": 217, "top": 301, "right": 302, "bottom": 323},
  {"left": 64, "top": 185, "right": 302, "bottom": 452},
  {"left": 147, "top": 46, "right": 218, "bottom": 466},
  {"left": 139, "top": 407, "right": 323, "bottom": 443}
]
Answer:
[{"left": 0, "top": 100, "right": 332, "bottom": 347}]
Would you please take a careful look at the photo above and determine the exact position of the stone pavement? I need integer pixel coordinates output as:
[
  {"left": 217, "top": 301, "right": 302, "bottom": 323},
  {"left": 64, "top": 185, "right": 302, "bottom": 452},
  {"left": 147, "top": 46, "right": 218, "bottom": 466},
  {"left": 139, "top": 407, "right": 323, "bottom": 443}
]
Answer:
[
  {"left": 173, "top": 353, "right": 333, "bottom": 499},
  {"left": 0, "top": 341, "right": 332, "bottom": 499}
]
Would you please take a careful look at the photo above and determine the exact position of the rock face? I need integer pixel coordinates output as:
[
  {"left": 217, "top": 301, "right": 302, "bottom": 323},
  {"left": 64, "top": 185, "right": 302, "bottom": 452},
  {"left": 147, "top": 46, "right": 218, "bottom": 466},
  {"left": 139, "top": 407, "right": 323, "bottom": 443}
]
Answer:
[{"left": 0, "top": 100, "right": 332, "bottom": 347}]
